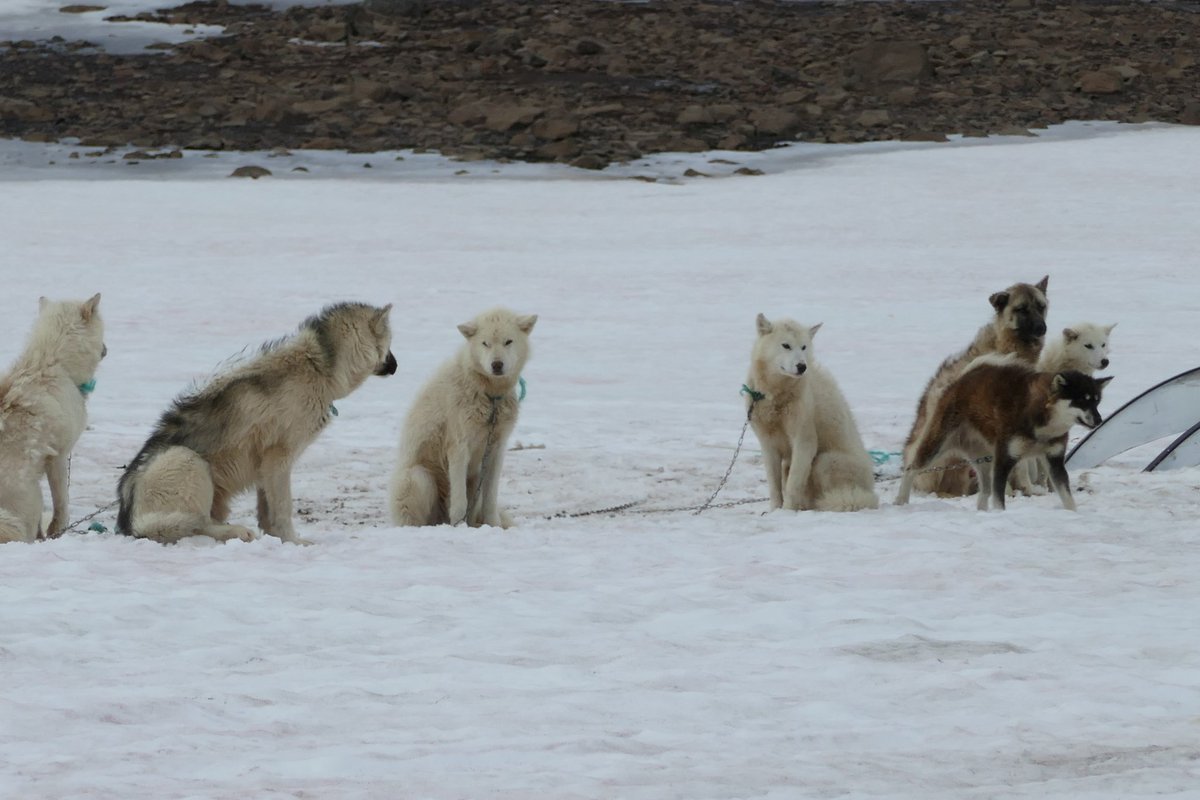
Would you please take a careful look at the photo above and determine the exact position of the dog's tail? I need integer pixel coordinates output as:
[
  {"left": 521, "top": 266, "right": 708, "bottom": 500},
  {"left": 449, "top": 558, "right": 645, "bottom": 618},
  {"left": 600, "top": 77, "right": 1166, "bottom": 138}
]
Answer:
[
  {"left": 815, "top": 485, "right": 880, "bottom": 513},
  {"left": 0, "top": 508, "right": 31, "bottom": 544},
  {"left": 129, "top": 512, "right": 253, "bottom": 544}
]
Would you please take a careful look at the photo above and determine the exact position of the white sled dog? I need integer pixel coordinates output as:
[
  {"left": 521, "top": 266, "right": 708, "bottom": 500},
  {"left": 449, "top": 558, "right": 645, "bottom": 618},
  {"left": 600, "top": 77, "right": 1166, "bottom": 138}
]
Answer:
[
  {"left": 0, "top": 295, "right": 106, "bottom": 544},
  {"left": 745, "top": 314, "right": 878, "bottom": 512},
  {"left": 896, "top": 355, "right": 1112, "bottom": 511},
  {"left": 389, "top": 307, "right": 536, "bottom": 528},
  {"left": 1038, "top": 322, "right": 1115, "bottom": 375},
  {"left": 117, "top": 302, "right": 396, "bottom": 544}
]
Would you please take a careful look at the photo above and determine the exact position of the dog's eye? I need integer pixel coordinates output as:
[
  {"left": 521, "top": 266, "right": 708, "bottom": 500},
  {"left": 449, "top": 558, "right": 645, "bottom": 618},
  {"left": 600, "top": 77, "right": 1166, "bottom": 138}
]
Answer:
[
  {"left": 482, "top": 341, "right": 489, "bottom": 347},
  {"left": 781, "top": 343, "right": 791, "bottom": 350},
  {"left": 1084, "top": 344, "right": 1094, "bottom": 349},
  {"left": 504, "top": 339, "right": 513, "bottom": 346},
  {"left": 801, "top": 345, "right": 807, "bottom": 351}
]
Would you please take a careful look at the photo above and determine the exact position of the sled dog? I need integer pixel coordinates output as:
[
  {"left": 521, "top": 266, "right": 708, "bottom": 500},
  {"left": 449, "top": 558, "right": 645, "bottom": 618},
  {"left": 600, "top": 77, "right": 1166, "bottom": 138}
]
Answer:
[
  {"left": 117, "top": 302, "right": 396, "bottom": 544},
  {"left": 1039, "top": 322, "right": 1115, "bottom": 375},
  {"left": 0, "top": 295, "right": 106, "bottom": 543},
  {"left": 745, "top": 314, "right": 878, "bottom": 512},
  {"left": 896, "top": 355, "right": 1112, "bottom": 511},
  {"left": 389, "top": 307, "right": 536, "bottom": 528},
  {"left": 902, "top": 276, "right": 1049, "bottom": 497}
]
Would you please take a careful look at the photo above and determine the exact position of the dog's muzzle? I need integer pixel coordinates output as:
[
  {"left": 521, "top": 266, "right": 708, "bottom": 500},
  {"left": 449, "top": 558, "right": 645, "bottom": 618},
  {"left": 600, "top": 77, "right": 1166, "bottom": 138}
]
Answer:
[
  {"left": 793, "top": 363, "right": 807, "bottom": 376},
  {"left": 1100, "top": 358, "right": 1109, "bottom": 369},
  {"left": 376, "top": 351, "right": 397, "bottom": 376},
  {"left": 491, "top": 360, "right": 505, "bottom": 376}
]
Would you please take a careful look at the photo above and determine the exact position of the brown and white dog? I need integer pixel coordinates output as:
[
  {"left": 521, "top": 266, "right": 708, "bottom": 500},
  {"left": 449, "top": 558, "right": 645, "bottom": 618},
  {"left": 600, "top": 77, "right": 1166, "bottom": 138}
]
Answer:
[
  {"left": 895, "top": 355, "right": 1112, "bottom": 511},
  {"left": 902, "top": 276, "right": 1049, "bottom": 496}
]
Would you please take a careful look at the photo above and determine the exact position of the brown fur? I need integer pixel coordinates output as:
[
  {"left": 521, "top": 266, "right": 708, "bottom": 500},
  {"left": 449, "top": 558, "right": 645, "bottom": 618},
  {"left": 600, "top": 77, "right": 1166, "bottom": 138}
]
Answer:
[{"left": 903, "top": 276, "right": 1049, "bottom": 496}]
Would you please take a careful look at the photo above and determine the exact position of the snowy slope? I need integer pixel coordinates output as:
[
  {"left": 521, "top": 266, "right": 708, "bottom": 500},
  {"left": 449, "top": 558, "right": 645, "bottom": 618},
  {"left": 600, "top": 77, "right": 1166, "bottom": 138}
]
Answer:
[{"left": 1, "top": 123, "right": 1199, "bottom": 798}]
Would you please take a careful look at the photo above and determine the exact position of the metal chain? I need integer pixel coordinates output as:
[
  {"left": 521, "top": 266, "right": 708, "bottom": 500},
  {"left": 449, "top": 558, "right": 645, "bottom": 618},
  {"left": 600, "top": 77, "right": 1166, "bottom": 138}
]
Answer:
[
  {"left": 691, "top": 397, "right": 759, "bottom": 515},
  {"left": 63, "top": 500, "right": 120, "bottom": 534}
]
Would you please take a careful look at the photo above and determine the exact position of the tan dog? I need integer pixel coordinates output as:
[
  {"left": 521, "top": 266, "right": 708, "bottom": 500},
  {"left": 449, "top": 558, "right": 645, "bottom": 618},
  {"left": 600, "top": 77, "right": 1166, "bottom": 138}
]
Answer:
[
  {"left": 389, "top": 307, "right": 536, "bottom": 528},
  {"left": 117, "top": 302, "right": 395, "bottom": 544},
  {"left": 744, "top": 314, "right": 878, "bottom": 512},
  {"left": 0, "top": 295, "right": 106, "bottom": 543},
  {"left": 897, "top": 356, "right": 1112, "bottom": 511},
  {"left": 902, "top": 276, "right": 1049, "bottom": 496}
]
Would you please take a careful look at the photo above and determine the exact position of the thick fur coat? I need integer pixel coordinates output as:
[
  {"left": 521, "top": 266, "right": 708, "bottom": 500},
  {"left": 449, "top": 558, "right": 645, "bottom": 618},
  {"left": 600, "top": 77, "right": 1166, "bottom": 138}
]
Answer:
[
  {"left": 896, "top": 355, "right": 1112, "bottom": 511},
  {"left": 116, "top": 302, "right": 395, "bottom": 544},
  {"left": 389, "top": 307, "right": 536, "bottom": 528},
  {"left": 0, "top": 295, "right": 106, "bottom": 543},
  {"left": 1038, "top": 322, "right": 1115, "bottom": 375},
  {"left": 745, "top": 314, "right": 878, "bottom": 512},
  {"left": 903, "top": 276, "right": 1049, "bottom": 496}
]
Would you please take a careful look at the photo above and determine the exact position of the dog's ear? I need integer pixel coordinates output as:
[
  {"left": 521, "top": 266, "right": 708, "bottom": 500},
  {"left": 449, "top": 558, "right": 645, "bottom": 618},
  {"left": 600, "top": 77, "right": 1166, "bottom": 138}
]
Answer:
[
  {"left": 755, "top": 313, "right": 773, "bottom": 336},
  {"left": 516, "top": 314, "right": 538, "bottom": 334},
  {"left": 1051, "top": 373, "right": 1068, "bottom": 393},
  {"left": 372, "top": 303, "right": 392, "bottom": 331},
  {"left": 39, "top": 296, "right": 49, "bottom": 311},
  {"left": 808, "top": 322, "right": 823, "bottom": 338},
  {"left": 989, "top": 291, "right": 1010, "bottom": 312},
  {"left": 1062, "top": 327, "right": 1078, "bottom": 342},
  {"left": 81, "top": 293, "right": 101, "bottom": 321},
  {"left": 1094, "top": 375, "right": 1114, "bottom": 391},
  {"left": 457, "top": 321, "right": 478, "bottom": 339},
  {"left": 1035, "top": 275, "right": 1049, "bottom": 294},
  {"left": 1105, "top": 323, "right": 1117, "bottom": 335}
]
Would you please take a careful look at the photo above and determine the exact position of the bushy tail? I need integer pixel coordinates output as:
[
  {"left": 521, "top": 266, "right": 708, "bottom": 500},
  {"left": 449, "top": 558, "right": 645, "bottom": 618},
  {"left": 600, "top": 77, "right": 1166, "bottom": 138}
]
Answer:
[
  {"left": 0, "top": 508, "right": 32, "bottom": 544},
  {"left": 130, "top": 512, "right": 253, "bottom": 544},
  {"left": 814, "top": 485, "right": 880, "bottom": 512},
  {"left": 389, "top": 465, "right": 441, "bottom": 526}
]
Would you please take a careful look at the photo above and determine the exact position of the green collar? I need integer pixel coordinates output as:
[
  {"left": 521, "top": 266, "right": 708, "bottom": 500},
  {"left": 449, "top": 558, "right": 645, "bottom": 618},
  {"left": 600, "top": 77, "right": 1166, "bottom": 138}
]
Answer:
[{"left": 78, "top": 379, "right": 97, "bottom": 396}]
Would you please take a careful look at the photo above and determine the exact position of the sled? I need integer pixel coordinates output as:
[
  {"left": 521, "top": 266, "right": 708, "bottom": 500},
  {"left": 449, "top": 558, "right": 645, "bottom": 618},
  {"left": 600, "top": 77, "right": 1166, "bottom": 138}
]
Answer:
[{"left": 1066, "top": 366, "right": 1200, "bottom": 471}]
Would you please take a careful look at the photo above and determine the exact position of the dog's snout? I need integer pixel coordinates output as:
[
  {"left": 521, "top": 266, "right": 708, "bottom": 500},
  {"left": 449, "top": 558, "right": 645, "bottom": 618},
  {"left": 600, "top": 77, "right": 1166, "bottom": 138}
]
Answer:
[
  {"left": 1100, "top": 358, "right": 1109, "bottom": 369},
  {"left": 491, "top": 360, "right": 505, "bottom": 376},
  {"left": 795, "top": 363, "right": 807, "bottom": 375},
  {"left": 101, "top": 343, "right": 108, "bottom": 359},
  {"left": 1033, "top": 321, "right": 1047, "bottom": 337},
  {"left": 376, "top": 351, "right": 397, "bottom": 376}
]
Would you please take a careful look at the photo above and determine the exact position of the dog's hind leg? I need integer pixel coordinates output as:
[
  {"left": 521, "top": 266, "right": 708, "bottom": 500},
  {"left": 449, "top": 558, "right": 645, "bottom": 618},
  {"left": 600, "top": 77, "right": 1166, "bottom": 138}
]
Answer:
[
  {"left": 478, "top": 449, "right": 507, "bottom": 528},
  {"left": 44, "top": 452, "right": 70, "bottom": 537},
  {"left": 389, "top": 465, "right": 439, "bottom": 526},
  {"left": 988, "top": 450, "right": 1017, "bottom": 511},
  {"left": 133, "top": 447, "right": 254, "bottom": 543}
]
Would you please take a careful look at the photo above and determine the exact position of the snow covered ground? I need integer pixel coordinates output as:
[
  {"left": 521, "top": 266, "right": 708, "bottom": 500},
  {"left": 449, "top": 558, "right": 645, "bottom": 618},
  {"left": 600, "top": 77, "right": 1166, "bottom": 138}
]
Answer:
[{"left": 2, "top": 123, "right": 1199, "bottom": 798}]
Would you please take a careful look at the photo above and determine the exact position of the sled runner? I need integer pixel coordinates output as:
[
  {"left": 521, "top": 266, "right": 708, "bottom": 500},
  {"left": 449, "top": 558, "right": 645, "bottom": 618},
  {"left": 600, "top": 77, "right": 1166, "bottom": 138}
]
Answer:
[{"left": 1066, "top": 366, "right": 1200, "bottom": 471}]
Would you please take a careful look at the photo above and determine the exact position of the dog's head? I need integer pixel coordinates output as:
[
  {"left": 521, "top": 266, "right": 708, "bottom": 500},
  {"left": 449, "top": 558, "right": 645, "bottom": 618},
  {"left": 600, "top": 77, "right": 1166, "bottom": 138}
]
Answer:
[
  {"left": 458, "top": 308, "right": 537, "bottom": 380},
  {"left": 1061, "top": 322, "right": 1116, "bottom": 372},
  {"left": 34, "top": 293, "right": 105, "bottom": 387},
  {"left": 1050, "top": 370, "right": 1113, "bottom": 430},
  {"left": 989, "top": 275, "right": 1048, "bottom": 343},
  {"left": 303, "top": 301, "right": 395, "bottom": 382},
  {"left": 754, "top": 313, "right": 821, "bottom": 379}
]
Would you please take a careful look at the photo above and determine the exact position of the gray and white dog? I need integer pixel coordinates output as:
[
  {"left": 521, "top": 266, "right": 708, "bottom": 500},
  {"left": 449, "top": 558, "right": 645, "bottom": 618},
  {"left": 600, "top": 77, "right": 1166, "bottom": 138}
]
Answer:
[{"left": 117, "top": 302, "right": 395, "bottom": 544}]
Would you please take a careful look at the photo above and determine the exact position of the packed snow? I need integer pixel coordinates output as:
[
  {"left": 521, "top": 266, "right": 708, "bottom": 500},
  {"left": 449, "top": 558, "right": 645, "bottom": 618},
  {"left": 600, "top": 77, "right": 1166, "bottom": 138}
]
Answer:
[{"left": 2, "top": 123, "right": 1199, "bottom": 798}]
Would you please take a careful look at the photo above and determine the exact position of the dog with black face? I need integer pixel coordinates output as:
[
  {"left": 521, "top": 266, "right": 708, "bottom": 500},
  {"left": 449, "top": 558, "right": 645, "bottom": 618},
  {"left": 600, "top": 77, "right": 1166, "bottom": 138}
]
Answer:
[
  {"left": 896, "top": 355, "right": 1111, "bottom": 511},
  {"left": 902, "top": 276, "right": 1049, "bottom": 497}
]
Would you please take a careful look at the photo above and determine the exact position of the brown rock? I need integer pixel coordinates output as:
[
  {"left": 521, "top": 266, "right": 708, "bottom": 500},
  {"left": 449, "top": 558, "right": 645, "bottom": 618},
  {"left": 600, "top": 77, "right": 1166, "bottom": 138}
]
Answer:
[
  {"left": 677, "top": 105, "right": 714, "bottom": 125},
  {"left": 1077, "top": 70, "right": 1122, "bottom": 95},
  {"left": 750, "top": 107, "right": 800, "bottom": 135},
  {"left": 848, "top": 41, "right": 931, "bottom": 85},
  {"left": 1181, "top": 102, "right": 1200, "bottom": 126},
  {"left": 485, "top": 104, "right": 544, "bottom": 132},
  {"left": 531, "top": 116, "right": 579, "bottom": 140},
  {"left": 230, "top": 165, "right": 271, "bottom": 179},
  {"left": 855, "top": 109, "right": 891, "bottom": 128}
]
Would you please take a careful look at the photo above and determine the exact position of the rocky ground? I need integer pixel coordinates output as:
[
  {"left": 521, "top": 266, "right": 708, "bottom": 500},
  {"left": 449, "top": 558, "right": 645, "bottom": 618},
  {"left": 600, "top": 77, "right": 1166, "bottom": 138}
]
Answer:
[{"left": 2, "top": 0, "right": 1199, "bottom": 168}]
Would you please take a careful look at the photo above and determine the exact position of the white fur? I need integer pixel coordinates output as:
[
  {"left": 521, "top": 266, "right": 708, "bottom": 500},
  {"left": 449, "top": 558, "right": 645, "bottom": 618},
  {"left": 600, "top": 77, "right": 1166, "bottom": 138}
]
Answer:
[
  {"left": 745, "top": 314, "right": 878, "bottom": 513},
  {"left": 1038, "top": 322, "right": 1115, "bottom": 375},
  {"left": 0, "top": 295, "right": 105, "bottom": 543},
  {"left": 390, "top": 308, "right": 536, "bottom": 528}
]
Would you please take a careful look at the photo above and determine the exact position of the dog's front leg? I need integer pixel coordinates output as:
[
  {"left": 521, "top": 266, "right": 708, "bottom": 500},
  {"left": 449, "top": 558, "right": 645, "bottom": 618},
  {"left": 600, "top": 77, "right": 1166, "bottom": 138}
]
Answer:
[
  {"left": 45, "top": 454, "right": 70, "bottom": 537},
  {"left": 258, "top": 452, "right": 307, "bottom": 544},
  {"left": 479, "top": 449, "right": 506, "bottom": 528},
  {"left": 759, "top": 441, "right": 784, "bottom": 510},
  {"left": 446, "top": 442, "right": 472, "bottom": 525},
  {"left": 1045, "top": 452, "right": 1076, "bottom": 511},
  {"left": 783, "top": 438, "right": 816, "bottom": 511}
]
